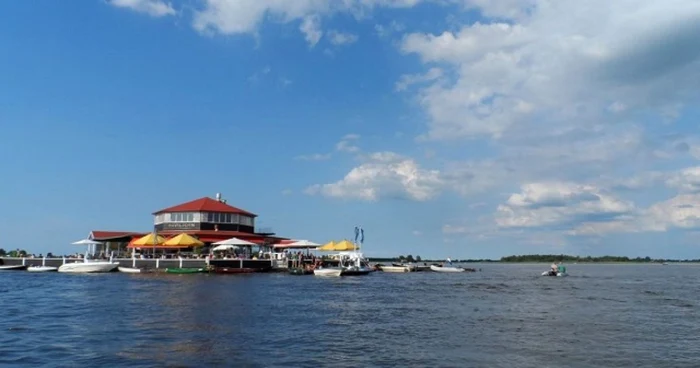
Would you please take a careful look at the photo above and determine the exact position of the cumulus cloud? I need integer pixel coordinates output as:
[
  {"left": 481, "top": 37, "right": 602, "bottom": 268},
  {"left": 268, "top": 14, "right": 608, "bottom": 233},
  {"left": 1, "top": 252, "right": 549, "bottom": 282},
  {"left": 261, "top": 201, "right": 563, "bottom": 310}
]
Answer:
[
  {"left": 108, "top": 0, "right": 175, "bottom": 17},
  {"left": 304, "top": 152, "right": 442, "bottom": 201},
  {"left": 495, "top": 182, "right": 636, "bottom": 230},
  {"left": 399, "top": 0, "right": 700, "bottom": 140},
  {"left": 327, "top": 30, "right": 359, "bottom": 45}
]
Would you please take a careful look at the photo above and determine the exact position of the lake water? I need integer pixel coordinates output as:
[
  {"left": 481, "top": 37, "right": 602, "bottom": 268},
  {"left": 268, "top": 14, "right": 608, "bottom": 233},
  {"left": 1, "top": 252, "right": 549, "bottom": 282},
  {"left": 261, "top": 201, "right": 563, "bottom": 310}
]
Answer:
[{"left": 1, "top": 264, "right": 699, "bottom": 367}]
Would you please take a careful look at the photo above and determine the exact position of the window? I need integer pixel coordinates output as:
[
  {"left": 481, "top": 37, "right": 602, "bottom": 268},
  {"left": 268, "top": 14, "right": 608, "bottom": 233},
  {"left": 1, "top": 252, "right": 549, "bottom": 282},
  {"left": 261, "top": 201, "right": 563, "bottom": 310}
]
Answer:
[
  {"left": 231, "top": 214, "right": 239, "bottom": 224},
  {"left": 185, "top": 213, "right": 193, "bottom": 222},
  {"left": 240, "top": 216, "right": 252, "bottom": 226},
  {"left": 224, "top": 213, "right": 231, "bottom": 223}
]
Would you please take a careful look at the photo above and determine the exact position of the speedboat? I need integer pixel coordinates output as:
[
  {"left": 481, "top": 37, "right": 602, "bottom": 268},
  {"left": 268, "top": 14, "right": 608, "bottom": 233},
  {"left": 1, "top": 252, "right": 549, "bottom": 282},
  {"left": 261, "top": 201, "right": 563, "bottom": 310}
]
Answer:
[
  {"left": 381, "top": 265, "right": 411, "bottom": 273},
  {"left": 0, "top": 264, "right": 28, "bottom": 271},
  {"left": 313, "top": 267, "right": 343, "bottom": 277},
  {"left": 338, "top": 252, "right": 373, "bottom": 276},
  {"left": 430, "top": 264, "right": 466, "bottom": 273},
  {"left": 542, "top": 270, "right": 568, "bottom": 277},
  {"left": 27, "top": 266, "right": 58, "bottom": 272},
  {"left": 58, "top": 255, "right": 119, "bottom": 273}
]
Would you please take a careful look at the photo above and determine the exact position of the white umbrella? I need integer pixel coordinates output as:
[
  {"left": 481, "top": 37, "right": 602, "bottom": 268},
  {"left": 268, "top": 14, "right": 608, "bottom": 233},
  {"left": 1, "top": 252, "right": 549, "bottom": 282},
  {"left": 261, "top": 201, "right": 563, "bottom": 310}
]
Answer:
[
  {"left": 212, "top": 244, "right": 237, "bottom": 252},
  {"left": 274, "top": 240, "right": 320, "bottom": 249},
  {"left": 72, "top": 239, "right": 103, "bottom": 245},
  {"left": 212, "top": 237, "right": 257, "bottom": 246}
]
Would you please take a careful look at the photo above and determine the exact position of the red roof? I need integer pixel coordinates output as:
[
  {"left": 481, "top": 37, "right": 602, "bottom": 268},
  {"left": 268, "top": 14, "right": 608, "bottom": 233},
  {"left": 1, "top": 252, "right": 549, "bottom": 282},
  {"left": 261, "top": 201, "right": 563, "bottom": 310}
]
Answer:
[
  {"left": 91, "top": 231, "right": 147, "bottom": 241},
  {"left": 153, "top": 197, "right": 257, "bottom": 216}
]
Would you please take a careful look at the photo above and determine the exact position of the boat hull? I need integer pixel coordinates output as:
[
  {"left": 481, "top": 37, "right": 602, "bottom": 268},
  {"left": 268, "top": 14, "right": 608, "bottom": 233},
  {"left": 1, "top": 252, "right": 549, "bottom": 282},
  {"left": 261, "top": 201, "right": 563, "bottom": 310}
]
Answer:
[
  {"left": 541, "top": 271, "right": 568, "bottom": 277},
  {"left": 313, "top": 268, "right": 343, "bottom": 277},
  {"left": 381, "top": 266, "right": 410, "bottom": 273},
  {"left": 430, "top": 265, "right": 466, "bottom": 273},
  {"left": 27, "top": 266, "right": 58, "bottom": 272},
  {"left": 58, "top": 262, "right": 119, "bottom": 273},
  {"left": 0, "top": 265, "right": 28, "bottom": 271},
  {"left": 342, "top": 267, "right": 373, "bottom": 276}
]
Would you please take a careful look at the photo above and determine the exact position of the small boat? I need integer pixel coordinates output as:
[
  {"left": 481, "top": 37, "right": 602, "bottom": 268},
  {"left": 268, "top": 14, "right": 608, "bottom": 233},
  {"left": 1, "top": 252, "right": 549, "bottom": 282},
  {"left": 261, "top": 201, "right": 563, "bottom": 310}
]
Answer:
[
  {"left": 313, "top": 267, "right": 343, "bottom": 277},
  {"left": 288, "top": 267, "right": 313, "bottom": 275},
  {"left": 0, "top": 265, "right": 27, "bottom": 271},
  {"left": 27, "top": 266, "right": 58, "bottom": 272},
  {"left": 58, "top": 261, "right": 119, "bottom": 273},
  {"left": 118, "top": 266, "right": 144, "bottom": 273},
  {"left": 165, "top": 267, "right": 208, "bottom": 274},
  {"left": 541, "top": 270, "right": 568, "bottom": 277},
  {"left": 213, "top": 267, "right": 256, "bottom": 274},
  {"left": 0, "top": 265, "right": 28, "bottom": 271},
  {"left": 381, "top": 265, "right": 410, "bottom": 273},
  {"left": 430, "top": 264, "right": 466, "bottom": 273},
  {"left": 341, "top": 266, "right": 373, "bottom": 276}
]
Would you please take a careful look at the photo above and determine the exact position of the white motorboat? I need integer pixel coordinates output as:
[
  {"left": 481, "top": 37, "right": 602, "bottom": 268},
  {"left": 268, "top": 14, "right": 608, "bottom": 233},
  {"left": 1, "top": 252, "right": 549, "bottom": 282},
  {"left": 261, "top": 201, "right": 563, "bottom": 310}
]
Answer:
[
  {"left": 0, "top": 264, "right": 27, "bottom": 271},
  {"left": 430, "top": 264, "right": 466, "bottom": 273},
  {"left": 541, "top": 270, "right": 568, "bottom": 277},
  {"left": 313, "top": 267, "right": 343, "bottom": 277},
  {"left": 27, "top": 266, "right": 58, "bottom": 272},
  {"left": 118, "top": 266, "right": 143, "bottom": 274},
  {"left": 381, "top": 265, "right": 411, "bottom": 273},
  {"left": 58, "top": 253, "right": 119, "bottom": 273}
]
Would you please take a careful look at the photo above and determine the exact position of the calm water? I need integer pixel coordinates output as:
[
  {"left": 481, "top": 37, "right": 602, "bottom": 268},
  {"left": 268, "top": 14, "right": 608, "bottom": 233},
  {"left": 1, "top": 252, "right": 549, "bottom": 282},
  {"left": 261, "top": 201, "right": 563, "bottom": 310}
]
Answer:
[{"left": 1, "top": 264, "right": 699, "bottom": 367}]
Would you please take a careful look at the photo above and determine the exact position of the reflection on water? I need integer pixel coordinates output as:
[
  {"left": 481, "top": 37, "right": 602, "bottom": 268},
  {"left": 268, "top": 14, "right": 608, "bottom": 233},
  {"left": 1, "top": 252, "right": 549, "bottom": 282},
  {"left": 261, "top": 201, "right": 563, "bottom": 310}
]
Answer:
[{"left": 1, "top": 264, "right": 700, "bottom": 367}]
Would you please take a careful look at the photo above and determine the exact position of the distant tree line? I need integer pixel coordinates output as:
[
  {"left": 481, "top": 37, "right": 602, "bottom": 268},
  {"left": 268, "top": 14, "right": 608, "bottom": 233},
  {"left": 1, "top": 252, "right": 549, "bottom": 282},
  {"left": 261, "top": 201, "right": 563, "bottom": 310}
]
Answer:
[
  {"left": 0, "top": 249, "right": 28, "bottom": 257},
  {"left": 499, "top": 254, "right": 700, "bottom": 263}
]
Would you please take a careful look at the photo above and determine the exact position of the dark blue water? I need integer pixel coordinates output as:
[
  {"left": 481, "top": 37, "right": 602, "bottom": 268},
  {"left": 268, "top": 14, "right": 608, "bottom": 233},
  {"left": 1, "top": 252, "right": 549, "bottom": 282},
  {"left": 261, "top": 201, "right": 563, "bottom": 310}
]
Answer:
[{"left": 1, "top": 264, "right": 699, "bottom": 367}]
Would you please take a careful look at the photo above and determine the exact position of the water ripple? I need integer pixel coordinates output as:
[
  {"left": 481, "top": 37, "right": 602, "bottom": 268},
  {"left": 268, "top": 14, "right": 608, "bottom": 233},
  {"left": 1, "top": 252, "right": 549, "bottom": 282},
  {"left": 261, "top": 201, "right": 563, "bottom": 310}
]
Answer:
[{"left": 1, "top": 265, "right": 699, "bottom": 367}]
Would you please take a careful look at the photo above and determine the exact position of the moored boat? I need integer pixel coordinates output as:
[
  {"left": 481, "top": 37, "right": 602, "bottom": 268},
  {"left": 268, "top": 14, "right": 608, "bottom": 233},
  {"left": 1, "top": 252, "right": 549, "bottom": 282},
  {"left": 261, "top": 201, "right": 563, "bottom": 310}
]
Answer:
[
  {"left": 380, "top": 265, "right": 410, "bottom": 273},
  {"left": 118, "top": 266, "right": 144, "bottom": 273},
  {"left": 58, "top": 261, "right": 119, "bottom": 273},
  {"left": 165, "top": 267, "right": 208, "bottom": 274},
  {"left": 0, "top": 265, "right": 28, "bottom": 271},
  {"left": 430, "top": 264, "right": 466, "bottom": 273},
  {"left": 27, "top": 266, "right": 58, "bottom": 272},
  {"left": 313, "top": 267, "right": 343, "bottom": 277}
]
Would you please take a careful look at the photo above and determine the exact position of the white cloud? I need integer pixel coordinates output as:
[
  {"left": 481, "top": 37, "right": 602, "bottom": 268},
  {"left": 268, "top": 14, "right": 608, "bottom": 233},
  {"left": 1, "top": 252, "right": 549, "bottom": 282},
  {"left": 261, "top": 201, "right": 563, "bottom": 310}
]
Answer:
[
  {"left": 191, "top": 0, "right": 424, "bottom": 38},
  {"left": 335, "top": 134, "right": 361, "bottom": 153},
  {"left": 495, "top": 182, "right": 636, "bottom": 230},
  {"left": 109, "top": 0, "right": 175, "bottom": 17},
  {"left": 327, "top": 30, "right": 359, "bottom": 46},
  {"left": 666, "top": 167, "right": 700, "bottom": 193},
  {"left": 375, "top": 21, "right": 405, "bottom": 37},
  {"left": 300, "top": 14, "right": 323, "bottom": 47},
  {"left": 305, "top": 151, "right": 442, "bottom": 201},
  {"left": 400, "top": 0, "right": 700, "bottom": 140},
  {"left": 395, "top": 67, "right": 442, "bottom": 91}
]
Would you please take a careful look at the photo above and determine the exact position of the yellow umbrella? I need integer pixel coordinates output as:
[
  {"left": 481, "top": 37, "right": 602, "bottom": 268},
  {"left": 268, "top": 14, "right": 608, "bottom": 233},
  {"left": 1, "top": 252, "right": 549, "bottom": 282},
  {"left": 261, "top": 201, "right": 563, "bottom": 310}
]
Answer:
[
  {"left": 131, "top": 233, "right": 166, "bottom": 246},
  {"left": 316, "top": 241, "right": 337, "bottom": 251},
  {"left": 334, "top": 240, "right": 357, "bottom": 251},
  {"left": 317, "top": 240, "right": 357, "bottom": 251},
  {"left": 163, "top": 233, "right": 204, "bottom": 247}
]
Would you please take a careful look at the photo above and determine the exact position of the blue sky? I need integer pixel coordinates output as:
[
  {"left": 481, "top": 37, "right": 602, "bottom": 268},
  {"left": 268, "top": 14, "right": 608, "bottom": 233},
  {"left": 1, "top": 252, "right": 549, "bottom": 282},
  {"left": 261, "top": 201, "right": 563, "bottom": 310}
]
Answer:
[{"left": 2, "top": 0, "right": 700, "bottom": 259}]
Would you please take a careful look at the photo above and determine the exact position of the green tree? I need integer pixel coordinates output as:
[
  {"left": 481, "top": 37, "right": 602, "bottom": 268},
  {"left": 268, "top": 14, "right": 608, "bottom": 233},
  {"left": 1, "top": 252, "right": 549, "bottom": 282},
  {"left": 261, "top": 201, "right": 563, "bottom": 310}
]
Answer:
[
  {"left": 406, "top": 254, "right": 415, "bottom": 262},
  {"left": 415, "top": 255, "right": 422, "bottom": 262},
  {"left": 0, "top": 248, "right": 5, "bottom": 256},
  {"left": 398, "top": 255, "right": 405, "bottom": 261}
]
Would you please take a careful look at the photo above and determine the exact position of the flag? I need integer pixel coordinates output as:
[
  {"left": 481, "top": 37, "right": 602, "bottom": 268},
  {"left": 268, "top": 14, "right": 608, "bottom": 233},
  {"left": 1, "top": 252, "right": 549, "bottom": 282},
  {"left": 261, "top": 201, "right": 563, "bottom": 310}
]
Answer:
[
  {"left": 360, "top": 227, "right": 364, "bottom": 243},
  {"left": 354, "top": 226, "right": 359, "bottom": 242}
]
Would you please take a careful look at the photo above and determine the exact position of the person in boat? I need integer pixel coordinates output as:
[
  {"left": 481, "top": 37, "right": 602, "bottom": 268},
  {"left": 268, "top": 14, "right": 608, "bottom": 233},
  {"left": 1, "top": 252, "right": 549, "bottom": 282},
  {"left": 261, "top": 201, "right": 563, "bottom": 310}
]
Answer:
[
  {"left": 558, "top": 262, "right": 566, "bottom": 274},
  {"left": 550, "top": 262, "right": 559, "bottom": 276}
]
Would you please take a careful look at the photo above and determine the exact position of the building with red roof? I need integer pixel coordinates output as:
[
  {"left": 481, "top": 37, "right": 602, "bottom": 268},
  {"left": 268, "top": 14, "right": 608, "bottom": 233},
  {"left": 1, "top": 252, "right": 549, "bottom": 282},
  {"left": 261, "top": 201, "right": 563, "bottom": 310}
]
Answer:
[{"left": 89, "top": 193, "right": 288, "bottom": 248}]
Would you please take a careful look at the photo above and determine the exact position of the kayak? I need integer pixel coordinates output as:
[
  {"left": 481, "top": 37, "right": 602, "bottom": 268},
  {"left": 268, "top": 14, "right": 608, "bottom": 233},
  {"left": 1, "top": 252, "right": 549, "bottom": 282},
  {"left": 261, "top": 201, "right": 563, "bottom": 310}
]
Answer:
[{"left": 165, "top": 267, "right": 208, "bottom": 274}]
